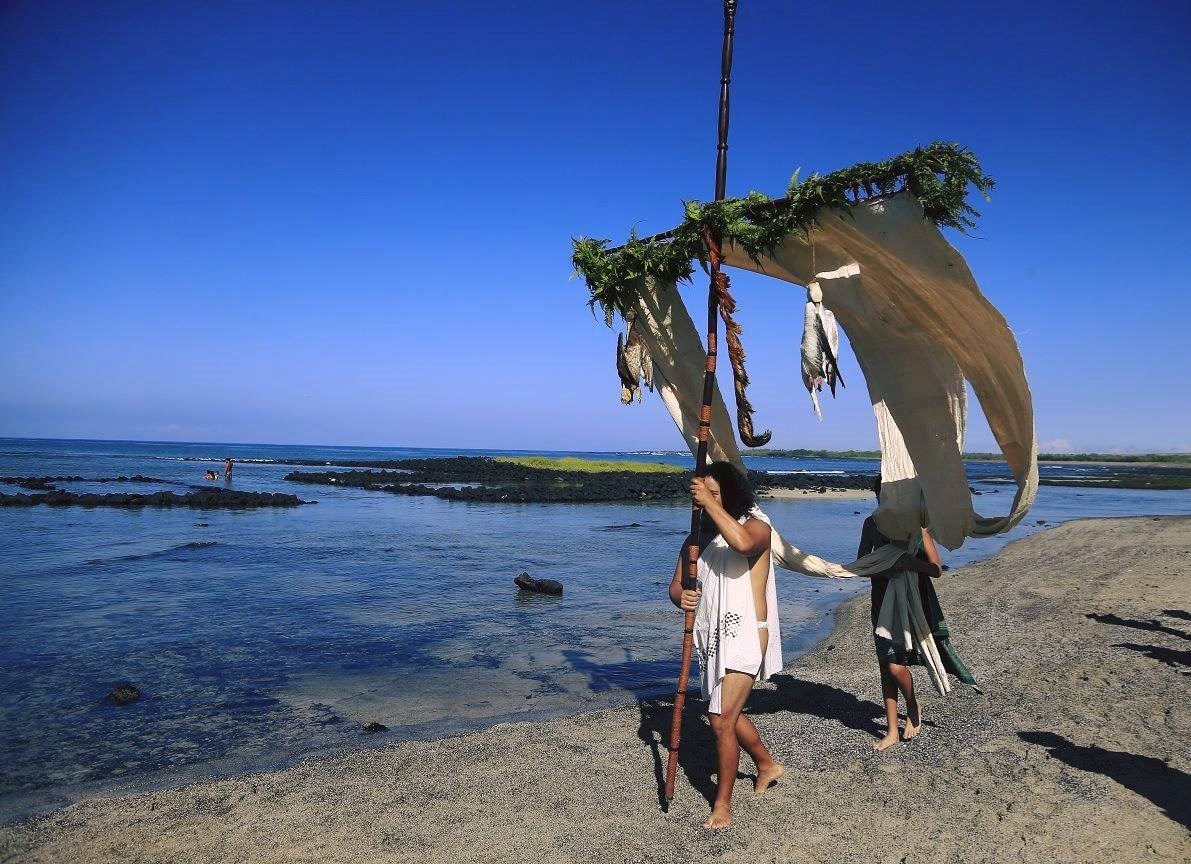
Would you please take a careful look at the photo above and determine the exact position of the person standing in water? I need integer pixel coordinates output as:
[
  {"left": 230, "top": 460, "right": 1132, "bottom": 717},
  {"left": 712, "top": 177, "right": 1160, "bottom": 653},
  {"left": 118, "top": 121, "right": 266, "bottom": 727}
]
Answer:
[
  {"left": 856, "top": 477, "right": 947, "bottom": 751},
  {"left": 223, "top": 458, "right": 233, "bottom": 482},
  {"left": 668, "top": 461, "right": 783, "bottom": 830}
]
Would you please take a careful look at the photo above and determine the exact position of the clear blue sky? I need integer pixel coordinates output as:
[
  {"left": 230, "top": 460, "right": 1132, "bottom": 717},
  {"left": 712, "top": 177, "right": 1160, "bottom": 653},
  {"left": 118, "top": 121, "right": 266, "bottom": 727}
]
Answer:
[{"left": 2, "top": 1, "right": 1188, "bottom": 452}]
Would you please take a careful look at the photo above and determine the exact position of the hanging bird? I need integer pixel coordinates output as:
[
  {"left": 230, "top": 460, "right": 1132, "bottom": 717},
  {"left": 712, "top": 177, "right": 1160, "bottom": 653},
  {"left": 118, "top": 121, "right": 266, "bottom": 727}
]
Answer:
[
  {"left": 617, "top": 331, "right": 635, "bottom": 404},
  {"left": 800, "top": 281, "right": 845, "bottom": 420}
]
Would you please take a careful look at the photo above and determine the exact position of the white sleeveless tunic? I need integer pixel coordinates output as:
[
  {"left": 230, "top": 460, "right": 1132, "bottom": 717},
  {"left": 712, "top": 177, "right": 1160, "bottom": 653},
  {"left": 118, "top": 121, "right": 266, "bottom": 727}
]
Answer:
[{"left": 693, "top": 508, "right": 782, "bottom": 714}]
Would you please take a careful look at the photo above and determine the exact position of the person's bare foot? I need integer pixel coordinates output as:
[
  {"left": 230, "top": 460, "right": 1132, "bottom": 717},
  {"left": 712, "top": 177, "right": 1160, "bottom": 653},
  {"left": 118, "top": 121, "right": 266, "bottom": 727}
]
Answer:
[
  {"left": 754, "top": 762, "right": 784, "bottom": 794},
  {"left": 703, "top": 803, "right": 732, "bottom": 829},
  {"left": 873, "top": 730, "right": 900, "bottom": 751},
  {"left": 903, "top": 702, "right": 922, "bottom": 740}
]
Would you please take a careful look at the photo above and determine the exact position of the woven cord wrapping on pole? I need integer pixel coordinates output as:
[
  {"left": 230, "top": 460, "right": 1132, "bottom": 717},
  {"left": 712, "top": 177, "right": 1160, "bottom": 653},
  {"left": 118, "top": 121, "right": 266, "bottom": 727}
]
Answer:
[{"left": 664, "top": 0, "right": 740, "bottom": 806}]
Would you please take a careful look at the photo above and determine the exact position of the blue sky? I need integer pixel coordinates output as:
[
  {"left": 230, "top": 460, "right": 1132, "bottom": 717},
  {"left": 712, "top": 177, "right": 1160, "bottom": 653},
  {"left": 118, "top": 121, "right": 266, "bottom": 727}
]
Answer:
[{"left": 2, "top": 0, "right": 1188, "bottom": 452}]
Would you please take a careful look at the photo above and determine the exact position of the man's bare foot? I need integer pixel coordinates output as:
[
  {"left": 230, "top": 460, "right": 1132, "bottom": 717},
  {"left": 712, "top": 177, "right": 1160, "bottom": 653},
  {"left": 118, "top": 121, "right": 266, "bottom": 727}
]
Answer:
[
  {"left": 904, "top": 703, "right": 922, "bottom": 740},
  {"left": 754, "top": 762, "right": 784, "bottom": 794},
  {"left": 703, "top": 803, "right": 733, "bottom": 830},
  {"left": 873, "top": 731, "right": 900, "bottom": 751}
]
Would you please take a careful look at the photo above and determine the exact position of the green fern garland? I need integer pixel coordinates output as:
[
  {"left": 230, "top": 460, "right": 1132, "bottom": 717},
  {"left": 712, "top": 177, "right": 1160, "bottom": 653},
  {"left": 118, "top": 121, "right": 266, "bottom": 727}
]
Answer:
[{"left": 572, "top": 141, "right": 994, "bottom": 326}]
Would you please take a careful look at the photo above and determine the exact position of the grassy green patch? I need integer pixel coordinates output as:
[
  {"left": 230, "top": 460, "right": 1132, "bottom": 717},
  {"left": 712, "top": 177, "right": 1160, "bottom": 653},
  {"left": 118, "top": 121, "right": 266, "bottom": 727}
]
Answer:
[{"left": 494, "top": 456, "right": 685, "bottom": 474}]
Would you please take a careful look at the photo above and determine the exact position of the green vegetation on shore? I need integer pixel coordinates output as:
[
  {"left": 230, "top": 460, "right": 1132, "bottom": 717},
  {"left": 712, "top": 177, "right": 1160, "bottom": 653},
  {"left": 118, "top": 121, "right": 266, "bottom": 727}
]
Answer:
[
  {"left": 749, "top": 448, "right": 1191, "bottom": 465},
  {"left": 978, "top": 452, "right": 1190, "bottom": 464},
  {"left": 493, "top": 456, "right": 684, "bottom": 474}
]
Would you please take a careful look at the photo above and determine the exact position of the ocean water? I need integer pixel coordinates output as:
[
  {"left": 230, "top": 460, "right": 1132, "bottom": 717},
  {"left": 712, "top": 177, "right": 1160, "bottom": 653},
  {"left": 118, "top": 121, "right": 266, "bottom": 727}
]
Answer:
[{"left": 2, "top": 437, "right": 1189, "bottom": 822}]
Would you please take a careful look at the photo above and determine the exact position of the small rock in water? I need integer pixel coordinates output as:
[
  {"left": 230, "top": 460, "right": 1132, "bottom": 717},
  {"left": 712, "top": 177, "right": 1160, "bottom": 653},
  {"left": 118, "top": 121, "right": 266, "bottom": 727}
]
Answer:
[
  {"left": 106, "top": 682, "right": 140, "bottom": 706},
  {"left": 1036, "top": 519, "right": 1047, "bottom": 525},
  {"left": 514, "top": 572, "right": 563, "bottom": 596},
  {"left": 362, "top": 721, "right": 388, "bottom": 734}
]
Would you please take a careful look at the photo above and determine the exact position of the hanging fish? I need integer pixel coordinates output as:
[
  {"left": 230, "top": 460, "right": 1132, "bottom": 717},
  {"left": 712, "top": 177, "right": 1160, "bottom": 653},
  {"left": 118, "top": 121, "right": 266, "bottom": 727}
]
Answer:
[
  {"left": 800, "top": 281, "right": 845, "bottom": 420},
  {"left": 616, "top": 314, "right": 655, "bottom": 404}
]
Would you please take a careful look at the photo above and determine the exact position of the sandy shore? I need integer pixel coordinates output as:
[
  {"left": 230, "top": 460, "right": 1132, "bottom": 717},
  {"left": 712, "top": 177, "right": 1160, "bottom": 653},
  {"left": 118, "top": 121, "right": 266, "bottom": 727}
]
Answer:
[{"left": 3, "top": 517, "right": 1188, "bottom": 864}]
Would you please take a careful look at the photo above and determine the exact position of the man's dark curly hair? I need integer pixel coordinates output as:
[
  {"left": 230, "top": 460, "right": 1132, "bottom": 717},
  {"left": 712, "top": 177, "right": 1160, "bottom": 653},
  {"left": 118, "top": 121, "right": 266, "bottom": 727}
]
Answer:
[
  {"left": 705, "top": 461, "right": 756, "bottom": 519},
  {"left": 692, "top": 461, "right": 758, "bottom": 551}
]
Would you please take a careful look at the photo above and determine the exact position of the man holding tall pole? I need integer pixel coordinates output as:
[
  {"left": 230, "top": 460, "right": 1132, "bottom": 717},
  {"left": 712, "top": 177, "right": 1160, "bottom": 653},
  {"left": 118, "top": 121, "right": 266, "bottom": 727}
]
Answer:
[{"left": 661, "top": 0, "right": 786, "bottom": 830}]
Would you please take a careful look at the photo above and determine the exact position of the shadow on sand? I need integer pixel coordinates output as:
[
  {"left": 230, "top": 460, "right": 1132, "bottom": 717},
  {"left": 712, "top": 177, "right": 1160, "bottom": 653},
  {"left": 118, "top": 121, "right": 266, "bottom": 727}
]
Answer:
[
  {"left": 636, "top": 673, "right": 884, "bottom": 810},
  {"left": 1019, "top": 730, "right": 1190, "bottom": 829},
  {"left": 1087, "top": 612, "right": 1191, "bottom": 641},
  {"left": 1088, "top": 610, "right": 1190, "bottom": 673},
  {"left": 1112, "top": 642, "right": 1191, "bottom": 673}
]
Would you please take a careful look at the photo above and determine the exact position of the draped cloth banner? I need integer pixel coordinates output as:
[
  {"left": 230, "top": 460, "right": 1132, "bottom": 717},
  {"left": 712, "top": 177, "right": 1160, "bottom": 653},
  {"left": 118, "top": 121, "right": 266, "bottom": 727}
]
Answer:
[{"left": 625, "top": 191, "right": 1038, "bottom": 577}]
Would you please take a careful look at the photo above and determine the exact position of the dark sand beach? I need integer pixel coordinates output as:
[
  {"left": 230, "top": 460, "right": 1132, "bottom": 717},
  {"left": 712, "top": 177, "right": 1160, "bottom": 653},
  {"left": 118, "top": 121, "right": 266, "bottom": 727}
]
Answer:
[{"left": 3, "top": 516, "right": 1188, "bottom": 864}]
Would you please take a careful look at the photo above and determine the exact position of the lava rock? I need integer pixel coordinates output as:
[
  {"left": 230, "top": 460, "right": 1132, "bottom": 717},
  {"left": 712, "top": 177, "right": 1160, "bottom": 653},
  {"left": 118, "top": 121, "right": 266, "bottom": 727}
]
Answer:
[
  {"left": 0, "top": 488, "right": 310, "bottom": 509},
  {"left": 106, "top": 682, "right": 140, "bottom": 706},
  {"left": 362, "top": 721, "right": 388, "bottom": 733},
  {"left": 284, "top": 458, "right": 875, "bottom": 504},
  {"left": 514, "top": 572, "right": 563, "bottom": 596}
]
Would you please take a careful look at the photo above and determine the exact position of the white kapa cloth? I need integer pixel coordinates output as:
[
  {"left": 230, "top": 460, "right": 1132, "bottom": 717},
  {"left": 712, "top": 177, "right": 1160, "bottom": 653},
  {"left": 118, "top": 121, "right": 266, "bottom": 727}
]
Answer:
[
  {"left": 621, "top": 191, "right": 1038, "bottom": 577},
  {"left": 694, "top": 509, "right": 782, "bottom": 713}
]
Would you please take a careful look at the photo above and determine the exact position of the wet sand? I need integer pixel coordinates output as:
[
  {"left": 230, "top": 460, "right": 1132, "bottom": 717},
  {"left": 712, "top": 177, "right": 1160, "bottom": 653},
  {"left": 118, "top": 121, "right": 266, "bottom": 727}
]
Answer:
[{"left": 3, "top": 517, "right": 1188, "bottom": 863}]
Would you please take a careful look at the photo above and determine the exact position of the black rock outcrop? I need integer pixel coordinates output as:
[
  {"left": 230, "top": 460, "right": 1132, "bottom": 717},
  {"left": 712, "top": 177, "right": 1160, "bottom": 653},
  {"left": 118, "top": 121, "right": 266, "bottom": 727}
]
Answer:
[
  {"left": 283, "top": 457, "right": 874, "bottom": 505},
  {"left": 0, "top": 488, "right": 310, "bottom": 509},
  {"left": 106, "top": 682, "right": 141, "bottom": 706},
  {"left": 515, "top": 572, "right": 564, "bottom": 595}
]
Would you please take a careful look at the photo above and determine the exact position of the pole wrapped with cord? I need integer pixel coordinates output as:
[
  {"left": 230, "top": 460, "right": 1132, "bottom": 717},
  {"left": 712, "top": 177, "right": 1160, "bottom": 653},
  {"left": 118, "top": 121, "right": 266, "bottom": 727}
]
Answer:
[{"left": 665, "top": 0, "right": 740, "bottom": 806}]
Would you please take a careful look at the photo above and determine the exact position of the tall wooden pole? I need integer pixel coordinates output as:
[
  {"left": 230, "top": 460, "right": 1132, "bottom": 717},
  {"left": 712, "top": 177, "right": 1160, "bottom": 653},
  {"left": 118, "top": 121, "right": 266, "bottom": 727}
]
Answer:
[{"left": 665, "top": 0, "right": 739, "bottom": 805}]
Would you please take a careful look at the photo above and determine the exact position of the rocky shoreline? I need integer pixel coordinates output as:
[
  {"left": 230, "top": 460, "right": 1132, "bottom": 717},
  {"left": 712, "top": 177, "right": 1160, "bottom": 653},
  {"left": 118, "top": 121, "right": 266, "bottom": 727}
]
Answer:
[
  {"left": 283, "top": 456, "right": 873, "bottom": 503},
  {"left": 1039, "top": 473, "right": 1191, "bottom": 490},
  {"left": 1, "top": 474, "right": 167, "bottom": 490},
  {"left": 0, "top": 476, "right": 311, "bottom": 509}
]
